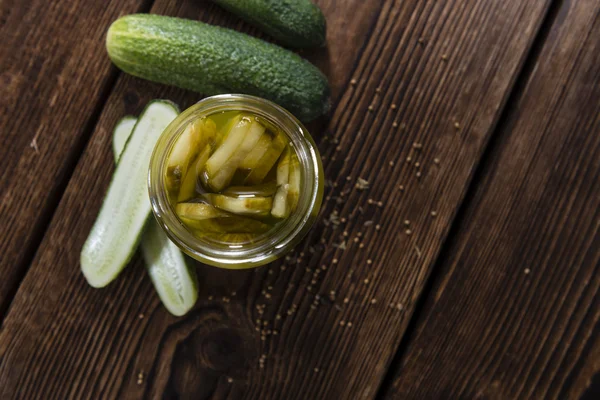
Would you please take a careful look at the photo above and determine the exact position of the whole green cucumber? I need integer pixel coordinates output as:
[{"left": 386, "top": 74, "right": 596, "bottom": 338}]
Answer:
[
  {"left": 106, "top": 14, "right": 330, "bottom": 122},
  {"left": 211, "top": 0, "right": 326, "bottom": 48}
]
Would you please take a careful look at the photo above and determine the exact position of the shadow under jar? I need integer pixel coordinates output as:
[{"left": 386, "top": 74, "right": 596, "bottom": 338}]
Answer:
[{"left": 149, "top": 94, "right": 324, "bottom": 269}]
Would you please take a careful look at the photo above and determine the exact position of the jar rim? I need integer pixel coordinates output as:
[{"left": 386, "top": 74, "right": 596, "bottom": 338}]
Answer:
[{"left": 148, "top": 94, "right": 323, "bottom": 268}]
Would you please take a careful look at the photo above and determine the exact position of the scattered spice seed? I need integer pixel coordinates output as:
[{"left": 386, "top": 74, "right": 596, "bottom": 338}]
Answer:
[
  {"left": 321, "top": 264, "right": 327, "bottom": 270},
  {"left": 138, "top": 314, "right": 144, "bottom": 319},
  {"left": 412, "top": 142, "right": 422, "bottom": 150},
  {"left": 364, "top": 279, "right": 370, "bottom": 284},
  {"left": 356, "top": 177, "right": 370, "bottom": 190},
  {"left": 377, "top": 201, "right": 383, "bottom": 207},
  {"left": 396, "top": 303, "right": 403, "bottom": 310},
  {"left": 441, "top": 54, "right": 448, "bottom": 61},
  {"left": 391, "top": 104, "right": 397, "bottom": 110},
  {"left": 367, "top": 259, "right": 372, "bottom": 264},
  {"left": 343, "top": 231, "right": 349, "bottom": 237},
  {"left": 414, "top": 162, "right": 420, "bottom": 168},
  {"left": 371, "top": 298, "right": 377, "bottom": 304},
  {"left": 454, "top": 121, "right": 460, "bottom": 129},
  {"left": 341, "top": 217, "right": 347, "bottom": 223},
  {"left": 524, "top": 268, "right": 531, "bottom": 274},
  {"left": 354, "top": 237, "right": 359, "bottom": 243},
  {"left": 434, "top": 158, "right": 440, "bottom": 164},
  {"left": 376, "top": 87, "right": 381, "bottom": 93},
  {"left": 357, "top": 232, "right": 363, "bottom": 237},
  {"left": 364, "top": 220, "right": 373, "bottom": 226},
  {"left": 347, "top": 322, "right": 353, "bottom": 327},
  {"left": 314, "top": 368, "right": 320, "bottom": 373},
  {"left": 399, "top": 185, "right": 405, "bottom": 191},
  {"left": 340, "top": 321, "right": 346, "bottom": 326},
  {"left": 346, "top": 175, "right": 352, "bottom": 181},
  {"left": 227, "top": 377, "right": 234, "bottom": 383},
  {"left": 416, "top": 171, "right": 422, "bottom": 178},
  {"left": 431, "top": 210, "right": 438, "bottom": 217},
  {"left": 368, "top": 105, "right": 374, "bottom": 111},
  {"left": 359, "top": 243, "right": 364, "bottom": 248},
  {"left": 208, "top": 296, "right": 213, "bottom": 300},
  {"left": 351, "top": 79, "right": 357, "bottom": 85},
  {"left": 392, "top": 122, "right": 398, "bottom": 128},
  {"left": 389, "top": 161, "right": 395, "bottom": 167},
  {"left": 333, "top": 258, "right": 338, "bottom": 264},
  {"left": 406, "top": 156, "right": 412, "bottom": 163},
  {"left": 405, "top": 229, "right": 412, "bottom": 235},
  {"left": 375, "top": 224, "right": 381, "bottom": 231},
  {"left": 418, "top": 37, "right": 425, "bottom": 44},
  {"left": 344, "top": 298, "right": 350, "bottom": 304},
  {"left": 404, "top": 220, "right": 411, "bottom": 226}
]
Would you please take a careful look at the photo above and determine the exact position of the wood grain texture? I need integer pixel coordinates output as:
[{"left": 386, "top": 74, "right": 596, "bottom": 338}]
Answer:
[
  {"left": 0, "top": 0, "right": 148, "bottom": 314},
  {"left": 0, "top": 0, "right": 552, "bottom": 398},
  {"left": 382, "top": 0, "right": 600, "bottom": 398}
]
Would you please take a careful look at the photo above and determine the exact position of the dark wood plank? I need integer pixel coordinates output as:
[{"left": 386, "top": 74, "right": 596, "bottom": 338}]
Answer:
[
  {"left": 0, "top": 0, "right": 551, "bottom": 398},
  {"left": 381, "top": 0, "right": 600, "bottom": 398},
  {"left": 0, "top": 0, "right": 149, "bottom": 314}
]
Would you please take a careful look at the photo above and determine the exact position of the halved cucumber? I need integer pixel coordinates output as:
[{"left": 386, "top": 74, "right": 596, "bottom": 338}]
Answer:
[
  {"left": 111, "top": 113, "right": 198, "bottom": 316},
  {"left": 204, "top": 193, "right": 273, "bottom": 216},
  {"left": 141, "top": 222, "right": 198, "bottom": 316},
  {"left": 112, "top": 116, "right": 137, "bottom": 162},
  {"left": 81, "top": 100, "right": 179, "bottom": 288}
]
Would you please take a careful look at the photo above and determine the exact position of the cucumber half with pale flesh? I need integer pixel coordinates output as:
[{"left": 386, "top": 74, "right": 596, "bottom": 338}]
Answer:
[
  {"left": 81, "top": 100, "right": 179, "bottom": 288},
  {"left": 111, "top": 114, "right": 198, "bottom": 316}
]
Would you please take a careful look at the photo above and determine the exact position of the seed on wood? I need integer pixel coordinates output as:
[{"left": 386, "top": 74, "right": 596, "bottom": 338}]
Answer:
[
  {"left": 359, "top": 243, "right": 364, "bottom": 248},
  {"left": 340, "top": 321, "right": 346, "bottom": 326},
  {"left": 333, "top": 258, "right": 338, "bottom": 264},
  {"left": 376, "top": 87, "right": 381, "bottom": 93},
  {"left": 375, "top": 224, "right": 381, "bottom": 231},
  {"left": 389, "top": 161, "right": 395, "bottom": 167},
  {"left": 351, "top": 78, "right": 357, "bottom": 85},
  {"left": 357, "top": 232, "right": 363, "bottom": 237},
  {"left": 434, "top": 158, "right": 440, "bottom": 164},
  {"left": 368, "top": 105, "right": 374, "bottom": 111},
  {"left": 414, "top": 162, "right": 420, "bottom": 168},
  {"left": 138, "top": 314, "right": 144, "bottom": 319},
  {"left": 367, "top": 198, "right": 374, "bottom": 204},
  {"left": 391, "top": 104, "right": 397, "bottom": 109},
  {"left": 208, "top": 296, "right": 213, "bottom": 300},
  {"left": 276, "top": 314, "right": 282, "bottom": 320},
  {"left": 404, "top": 220, "right": 410, "bottom": 226},
  {"left": 371, "top": 298, "right": 377, "bottom": 304},
  {"left": 392, "top": 122, "right": 398, "bottom": 128},
  {"left": 367, "top": 259, "right": 372, "bottom": 264},
  {"left": 347, "top": 322, "right": 353, "bottom": 327},
  {"left": 314, "top": 368, "right": 320, "bottom": 373},
  {"left": 416, "top": 171, "right": 422, "bottom": 178},
  {"left": 399, "top": 185, "right": 405, "bottom": 191},
  {"left": 441, "top": 54, "right": 448, "bottom": 61},
  {"left": 321, "top": 264, "right": 327, "bottom": 270},
  {"left": 344, "top": 298, "right": 350, "bottom": 303},
  {"left": 431, "top": 210, "right": 438, "bottom": 217},
  {"left": 412, "top": 142, "right": 422, "bottom": 150},
  {"left": 454, "top": 121, "right": 460, "bottom": 129},
  {"left": 341, "top": 217, "right": 347, "bottom": 223},
  {"left": 343, "top": 231, "right": 349, "bottom": 237},
  {"left": 364, "top": 278, "right": 370, "bottom": 284},
  {"left": 396, "top": 303, "right": 403, "bottom": 310},
  {"left": 406, "top": 156, "right": 412, "bottom": 163},
  {"left": 524, "top": 268, "right": 531, "bottom": 274},
  {"left": 377, "top": 201, "right": 383, "bottom": 207},
  {"left": 405, "top": 229, "right": 412, "bottom": 235},
  {"left": 354, "top": 237, "right": 359, "bottom": 243}
]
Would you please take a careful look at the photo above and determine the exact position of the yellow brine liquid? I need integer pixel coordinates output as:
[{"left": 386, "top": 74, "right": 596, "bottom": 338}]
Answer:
[{"left": 164, "top": 111, "right": 300, "bottom": 246}]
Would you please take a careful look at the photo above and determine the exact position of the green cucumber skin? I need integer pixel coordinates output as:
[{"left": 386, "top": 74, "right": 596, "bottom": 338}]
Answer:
[
  {"left": 106, "top": 14, "right": 330, "bottom": 122},
  {"left": 112, "top": 115, "right": 198, "bottom": 316},
  {"left": 81, "top": 100, "right": 179, "bottom": 288},
  {"left": 212, "top": 0, "right": 326, "bottom": 48}
]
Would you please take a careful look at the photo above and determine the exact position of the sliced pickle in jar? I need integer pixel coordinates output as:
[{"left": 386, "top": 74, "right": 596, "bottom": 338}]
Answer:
[
  {"left": 223, "top": 182, "right": 277, "bottom": 197},
  {"left": 239, "top": 131, "right": 272, "bottom": 169},
  {"left": 244, "top": 132, "right": 287, "bottom": 185},
  {"left": 185, "top": 216, "right": 270, "bottom": 234},
  {"left": 203, "top": 193, "right": 273, "bottom": 217},
  {"left": 177, "top": 143, "right": 212, "bottom": 202},
  {"left": 176, "top": 202, "right": 231, "bottom": 221},
  {"left": 271, "top": 184, "right": 290, "bottom": 218},
  {"left": 166, "top": 118, "right": 216, "bottom": 192},
  {"left": 206, "top": 118, "right": 265, "bottom": 191},
  {"left": 288, "top": 153, "right": 301, "bottom": 212}
]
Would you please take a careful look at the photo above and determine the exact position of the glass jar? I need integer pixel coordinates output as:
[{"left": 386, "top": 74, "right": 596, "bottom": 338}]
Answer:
[{"left": 149, "top": 94, "right": 324, "bottom": 269}]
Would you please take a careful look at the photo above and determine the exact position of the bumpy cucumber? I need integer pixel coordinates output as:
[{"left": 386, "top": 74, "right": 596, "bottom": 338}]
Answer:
[
  {"left": 211, "top": 0, "right": 326, "bottom": 48},
  {"left": 112, "top": 115, "right": 198, "bottom": 316},
  {"left": 106, "top": 14, "right": 330, "bottom": 121},
  {"left": 81, "top": 101, "right": 179, "bottom": 288}
]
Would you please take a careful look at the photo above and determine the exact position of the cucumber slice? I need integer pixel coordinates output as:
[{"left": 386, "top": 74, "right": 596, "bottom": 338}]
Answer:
[
  {"left": 271, "top": 184, "right": 290, "bottom": 218},
  {"left": 177, "top": 143, "right": 212, "bottom": 202},
  {"left": 110, "top": 110, "right": 198, "bottom": 316},
  {"left": 223, "top": 182, "right": 277, "bottom": 197},
  {"left": 244, "top": 132, "right": 286, "bottom": 185},
  {"left": 187, "top": 216, "right": 270, "bottom": 234},
  {"left": 204, "top": 193, "right": 273, "bottom": 216},
  {"left": 277, "top": 147, "right": 291, "bottom": 186},
  {"left": 112, "top": 116, "right": 137, "bottom": 162},
  {"left": 141, "top": 222, "right": 198, "bottom": 316},
  {"left": 205, "top": 116, "right": 265, "bottom": 191},
  {"left": 176, "top": 202, "right": 231, "bottom": 220},
  {"left": 166, "top": 118, "right": 216, "bottom": 192},
  {"left": 81, "top": 100, "right": 179, "bottom": 288},
  {"left": 288, "top": 153, "right": 301, "bottom": 212},
  {"left": 239, "top": 131, "right": 272, "bottom": 169}
]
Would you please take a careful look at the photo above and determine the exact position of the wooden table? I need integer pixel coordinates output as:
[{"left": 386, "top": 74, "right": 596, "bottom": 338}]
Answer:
[{"left": 0, "top": 0, "right": 598, "bottom": 398}]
